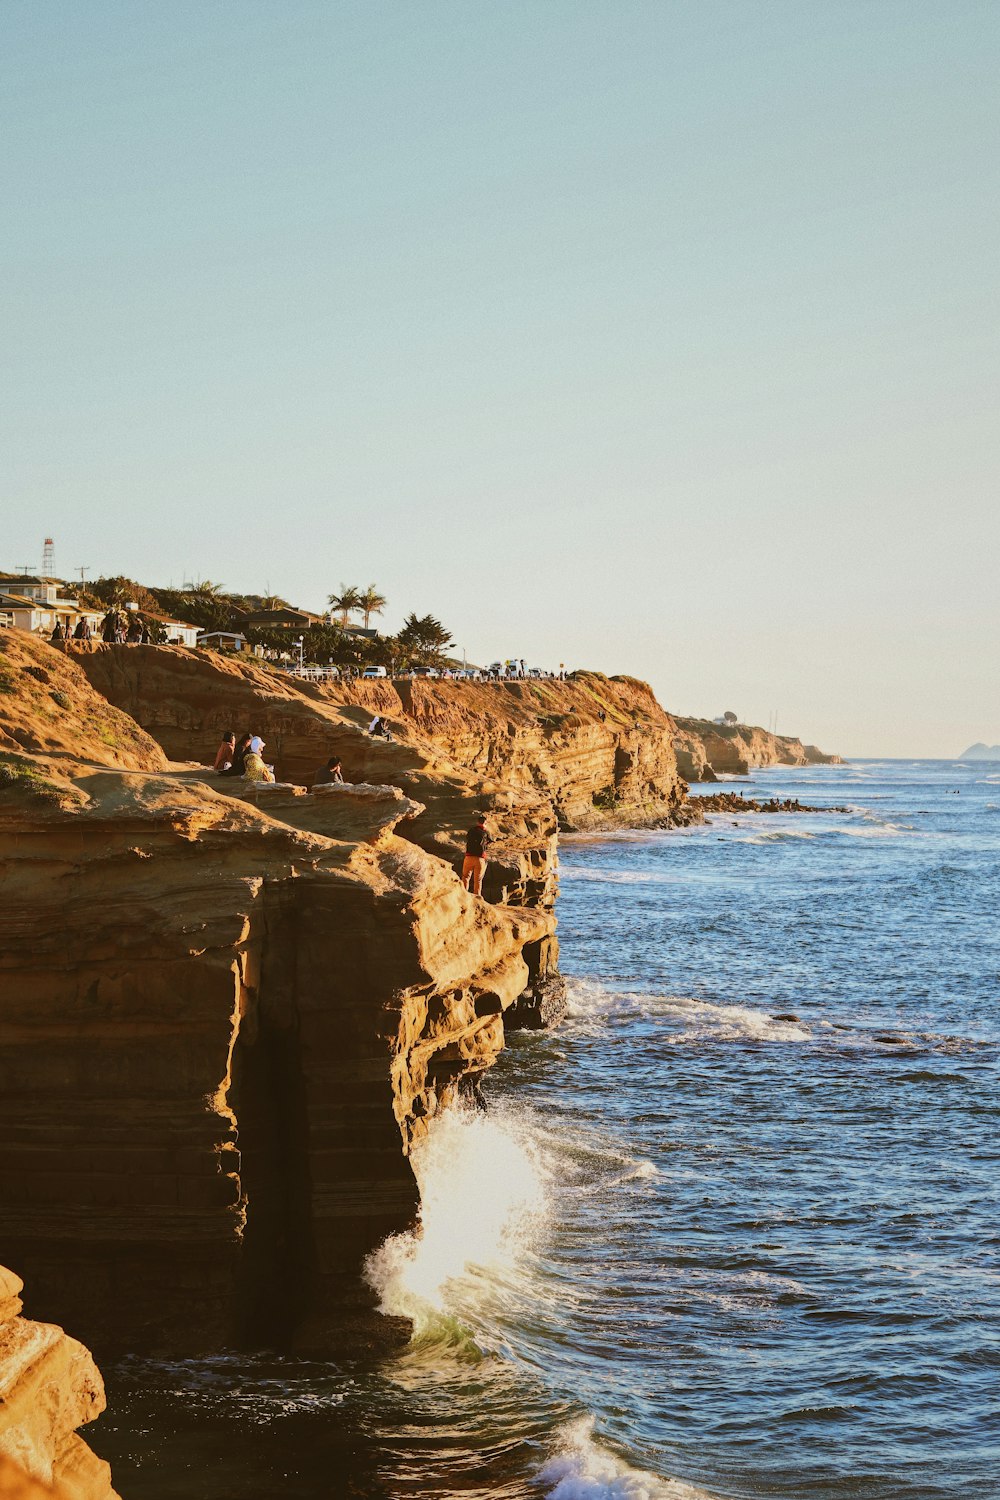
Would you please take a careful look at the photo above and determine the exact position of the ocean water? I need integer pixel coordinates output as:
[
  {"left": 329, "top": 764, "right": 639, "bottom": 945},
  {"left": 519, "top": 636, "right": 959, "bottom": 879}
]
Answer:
[{"left": 92, "top": 760, "right": 1000, "bottom": 1499}]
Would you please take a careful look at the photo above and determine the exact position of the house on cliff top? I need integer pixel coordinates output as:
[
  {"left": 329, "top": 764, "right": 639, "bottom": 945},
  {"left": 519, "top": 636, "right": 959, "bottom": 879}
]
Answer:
[{"left": 0, "top": 573, "right": 104, "bottom": 637}]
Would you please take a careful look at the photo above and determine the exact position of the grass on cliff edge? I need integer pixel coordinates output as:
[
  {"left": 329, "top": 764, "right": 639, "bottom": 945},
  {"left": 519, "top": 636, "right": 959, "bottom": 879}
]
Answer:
[{"left": 0, "top": 752, "right": 79, "bottom": 807}]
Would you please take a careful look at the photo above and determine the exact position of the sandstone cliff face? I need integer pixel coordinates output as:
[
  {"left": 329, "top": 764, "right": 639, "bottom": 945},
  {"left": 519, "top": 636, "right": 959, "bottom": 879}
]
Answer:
[
  {"left": 0, "top": 633, "right": 164, "bottom": 773},
  {"left": 0, "top": 1267, "right": 117, "bottom": 1500},
  {"left": 2, "top": 640, "right": 840, "bottom": 1364},
  {"left": 0, "top": 705, "right": 552, "bottom": 1355},
  {"left": 72, "top": 646, "right": 693, "bottom": 832},
  {"left": 671, "top": 715, "right": 842, "bottom": 780}
]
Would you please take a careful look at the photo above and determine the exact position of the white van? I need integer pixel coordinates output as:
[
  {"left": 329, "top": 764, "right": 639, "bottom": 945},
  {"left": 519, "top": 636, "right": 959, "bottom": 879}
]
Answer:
[{"left": 362, "top": 665, "right": 387, "bottom": 679}]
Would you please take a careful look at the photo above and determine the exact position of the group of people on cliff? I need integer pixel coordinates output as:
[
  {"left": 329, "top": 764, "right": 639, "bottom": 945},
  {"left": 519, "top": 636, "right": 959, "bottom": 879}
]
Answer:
[
  {"left": 49, "top": 609, "right": 165, "bottom": 645},
  {"left": 213, "top": 733, "right": 351, "bottom": 790},
  {"left": 213, "top": 731, "right": 275, "bottom": 784},
  {"left": 209, "top": 735, "right": 495, "bottom": 902}
]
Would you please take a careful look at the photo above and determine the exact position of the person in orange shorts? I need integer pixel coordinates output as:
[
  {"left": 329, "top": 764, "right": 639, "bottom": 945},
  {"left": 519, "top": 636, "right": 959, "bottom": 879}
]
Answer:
[{"left": 461, "top": 811, "right": 492, "bottom": 897}]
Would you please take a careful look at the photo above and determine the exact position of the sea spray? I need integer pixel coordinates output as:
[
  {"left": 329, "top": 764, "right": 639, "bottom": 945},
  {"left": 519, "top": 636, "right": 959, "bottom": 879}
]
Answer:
[
  {"left": 364, "top": 1104, "right": 547, "bottom": 1338},
  {"left": 540, "top": 1418, "right": 716, "bottom": 1500}
]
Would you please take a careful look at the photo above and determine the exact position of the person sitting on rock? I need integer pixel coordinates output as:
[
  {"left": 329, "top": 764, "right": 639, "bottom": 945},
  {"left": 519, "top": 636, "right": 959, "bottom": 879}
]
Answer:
[
  {"left": 367, "top": 715, "right": 392, "bottom": 741},
  {"left": 242, "top": 737, "right": 275, "bottom": 784},
  {"left": 49, "top": 620, "right": 64, "bottom": 642},
  {"left": 462, "top": 812, "right": 492, "bottom": 898},
  {"left": 314, "top": 756, "right": 345, "bottom": 786},
  {"left": 213, "top": 731, "right": 236, "bottom": 772},
  {"left": 220, "top": 732, "right": 252, "bottom": 777}
]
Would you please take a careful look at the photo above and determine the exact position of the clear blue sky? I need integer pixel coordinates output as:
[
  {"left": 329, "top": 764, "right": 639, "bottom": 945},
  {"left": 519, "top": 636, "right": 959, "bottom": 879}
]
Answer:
[{"left": 3, "top": 1, "right": 997, "bottom": 756}]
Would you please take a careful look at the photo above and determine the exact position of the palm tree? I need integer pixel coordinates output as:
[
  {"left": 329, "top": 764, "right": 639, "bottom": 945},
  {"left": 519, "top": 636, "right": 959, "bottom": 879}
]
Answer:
[
  {"left": 359, "top": 584, "right": 386, "bottom": 630},
  {"left": 328, "top": 584, "right": 362, "bottom": 626}
]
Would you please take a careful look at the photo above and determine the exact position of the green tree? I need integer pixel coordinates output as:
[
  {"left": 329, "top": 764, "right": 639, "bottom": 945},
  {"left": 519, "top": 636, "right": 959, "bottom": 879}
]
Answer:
[
  {"left": 153, "top": 588, "right": 235, "bottom": 633},
  {"left": 327, "top": 584, "right": 362, "bottom": 626},
  {"left": 358, "top": 584, "right": 387, "bottom": 630},
  {"left": 396, "top": 612, "right": 454, "bottom": 665},
  {"left": 88, "top": 576, "right": 159, "bottom": 612}
]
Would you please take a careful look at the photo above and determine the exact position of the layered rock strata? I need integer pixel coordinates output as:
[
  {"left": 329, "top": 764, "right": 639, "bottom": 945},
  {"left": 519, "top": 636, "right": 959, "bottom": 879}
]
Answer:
[
  {"left": 1, "top": 639, "right": 838, "bottom": 1364},
  {"left": 0, "top": 761, "right": 549, "bottom": 1355},
  {"left": 72, "top": 646, "right": 695, "bottom": 831},
  {"left": 671, "top": 715, "right": 842, "bottom": 781},
  {"left": 0, "top": 1266, "right": 117, "bottom": 1500}
]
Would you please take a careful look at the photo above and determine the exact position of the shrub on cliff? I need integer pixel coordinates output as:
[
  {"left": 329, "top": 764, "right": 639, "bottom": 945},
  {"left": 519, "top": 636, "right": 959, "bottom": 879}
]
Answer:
[{"left": 0, "top": 753, "right": 66, "bottom": 804}]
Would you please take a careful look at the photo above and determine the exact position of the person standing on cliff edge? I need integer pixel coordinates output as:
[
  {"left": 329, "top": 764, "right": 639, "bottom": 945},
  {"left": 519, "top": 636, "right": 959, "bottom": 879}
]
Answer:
[{"left": 462, "top": 812, "right": 492, "bottom": 898}]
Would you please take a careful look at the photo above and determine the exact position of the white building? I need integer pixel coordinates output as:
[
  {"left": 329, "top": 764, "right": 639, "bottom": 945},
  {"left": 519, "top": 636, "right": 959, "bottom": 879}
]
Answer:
[{"left": 0, "top": 575, "right": 63, "bottom": 606}]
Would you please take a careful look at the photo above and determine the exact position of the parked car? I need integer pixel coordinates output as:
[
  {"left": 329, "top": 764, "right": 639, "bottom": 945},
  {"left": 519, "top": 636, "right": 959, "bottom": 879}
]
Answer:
[
  {"left": 362, "top": 665, "right": 387, "bottom": 679},
  {"left": 413, "top": 666, "right": 439, "bottom": 678}
]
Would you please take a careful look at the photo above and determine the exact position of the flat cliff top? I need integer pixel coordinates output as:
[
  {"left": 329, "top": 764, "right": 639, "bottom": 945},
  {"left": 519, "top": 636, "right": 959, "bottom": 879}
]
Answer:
[{"left": 71, "top": 644, "right": 673, "bottom": 748}]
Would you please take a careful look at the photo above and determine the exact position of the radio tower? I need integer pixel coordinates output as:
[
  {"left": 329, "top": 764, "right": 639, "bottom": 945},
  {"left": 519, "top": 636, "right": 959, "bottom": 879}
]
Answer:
[{"left": 42, "top": 537, "right": 55, "bottom": 577}]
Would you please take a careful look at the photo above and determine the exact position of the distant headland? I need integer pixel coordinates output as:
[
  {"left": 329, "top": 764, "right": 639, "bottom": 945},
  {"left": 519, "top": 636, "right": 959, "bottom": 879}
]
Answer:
[{"left": 958, "top": 743, "right": 1000, "bottom": 761}]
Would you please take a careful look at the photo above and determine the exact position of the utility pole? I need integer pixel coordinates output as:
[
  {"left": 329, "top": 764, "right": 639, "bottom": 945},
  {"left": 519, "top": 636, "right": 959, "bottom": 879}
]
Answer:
[{"left": 76, "top": 566, "right": 90, "bottom": 584}]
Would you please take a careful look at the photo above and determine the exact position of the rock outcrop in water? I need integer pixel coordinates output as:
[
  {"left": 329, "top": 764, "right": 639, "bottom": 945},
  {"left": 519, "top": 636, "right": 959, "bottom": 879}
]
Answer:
[
  {"left": 0, "top": 639, "right": 561, "bottom": 1355},
  {"left": 0, "top": 636, "right": 838, "bottom": 1363},
  {"left": 671, "top": 715, "right": 842, "bottom": 781},
  {"left": 0, "top": 1266, "right": 117, "bottom": 1500},
  {"left": 0, "top": 761, "right": 549, "bottom": 1355}
]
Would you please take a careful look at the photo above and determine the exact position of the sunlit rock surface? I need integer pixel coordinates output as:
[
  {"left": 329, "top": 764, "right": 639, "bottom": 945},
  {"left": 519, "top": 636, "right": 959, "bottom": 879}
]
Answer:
[
  {"left": 0, "top": 1267, "right": 117, "bottom": 1500},
  {"left": 0, "top": 639, "right": 837, "bottom": 1359},
  {"left": 671, "top": 715, "right": 842, "bottom": 781}
]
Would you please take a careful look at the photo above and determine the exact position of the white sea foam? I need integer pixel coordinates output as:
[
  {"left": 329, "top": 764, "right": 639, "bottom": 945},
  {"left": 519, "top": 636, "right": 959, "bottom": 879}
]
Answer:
[
  {"left": 742, "top": 827, "right": 817, "bottom": 843},
  {"left": 564, "top": 980, "right": 813, "bottom": 1044},
  {"left": 540, "top": 1417, "right": 716, "bottom": 1499},
  {"left": 662, "top": 997, "right": 812, "bottom": 1043},
  {"left": 364, "top": 1105, "right": 546, "bottom": 1337},
  {"left": 623, "top": 1158, "right": 660, "bottom": 1181},
  {"left": 836, "top": 822, "right": 917, "bottom": 839},
  {"left": 559, "top": 867, "right": 679, "bottom": 886},
  {"left": 115, "top": 1354, "right": 346, "bottom": 1421}
]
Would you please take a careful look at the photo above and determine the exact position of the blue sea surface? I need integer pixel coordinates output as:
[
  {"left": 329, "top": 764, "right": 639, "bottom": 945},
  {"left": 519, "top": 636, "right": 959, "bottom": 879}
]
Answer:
[
  {"left": 93, "top": 759, "right": 1000, "bottom": 1499},
  {"left": 490, "top": 758, "right": 1000, "bottom": 1498}
]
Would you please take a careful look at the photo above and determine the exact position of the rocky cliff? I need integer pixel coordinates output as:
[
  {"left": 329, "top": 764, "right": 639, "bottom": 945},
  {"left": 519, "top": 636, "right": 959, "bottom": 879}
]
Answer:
[
  {"left": 0, "top": 1266, "right": 117, "bottom": 1500},
  {"left": 0, "top": 632, "right": 164, "bottom": 773},
  {"left": 71, "top": 646, "right": 694, "bottom": 831},
  {"left": 1, "top": 638, "right": 838, "bottom": 1366},
  {"left": 0, "top": 640, "right": 557, "bottom": 1356},
  {"left": 0, "top": 761, "right": 550, "bottom": 1355},
  {"left": 671, "top": 715, "right": 842, "bottom": 781}
]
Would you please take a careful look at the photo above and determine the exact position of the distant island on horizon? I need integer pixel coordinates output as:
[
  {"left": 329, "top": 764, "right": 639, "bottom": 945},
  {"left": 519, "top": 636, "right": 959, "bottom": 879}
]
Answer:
[{"left": 958, "top": 743, "right": 1000, "bottom": 761}]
